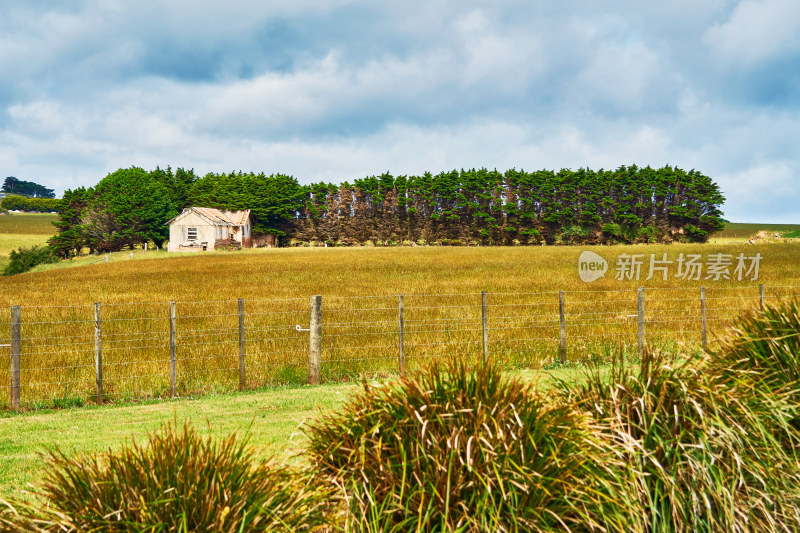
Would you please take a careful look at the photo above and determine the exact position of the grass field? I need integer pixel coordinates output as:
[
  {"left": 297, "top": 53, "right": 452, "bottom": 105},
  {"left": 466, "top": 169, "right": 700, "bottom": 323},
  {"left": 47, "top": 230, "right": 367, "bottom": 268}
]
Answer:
[
  {"left": 0, "top": 215, "right": 800, "bottom": 407},
  {"left": 0, "top": 214, "right": 798, "bottom": 410},
  {"left": 0, "top": 213, "right": 57, "bottom": 271},
  {"left": 0, "top": 213, "right": 58, "bottom": 236},
  {"left": 1, "top": 216, "right": 799, "bottom": 512},
  {"left": 4, "top": 242, "right": 799, "bottom": 305},
  {"left": 1, "top": 242, "right": 799, "bottom": 408},
  {"left": 0, "top": 381, "right": 356, "bottom": 498}
]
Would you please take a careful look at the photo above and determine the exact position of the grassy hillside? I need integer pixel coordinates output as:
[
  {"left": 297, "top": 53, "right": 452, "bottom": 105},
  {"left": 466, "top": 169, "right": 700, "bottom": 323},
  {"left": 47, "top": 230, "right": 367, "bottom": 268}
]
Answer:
[
  {"left": 0, "top": 213, "right": 58, "bottom": 235},
  {"left": 712, "top": 222, "right": 800, "bottom": 239},
  {"left": 0, "top": 243, "right": 797, "bottom": 407},
  {"left": 2, "top": 242, "right": 798, "bottom": 306},
  {"left": 0, "top": 213, "right": 57, "bottom": 271},
  {"left": 1, "top": 213, "right": 798, "bottom": 410}
]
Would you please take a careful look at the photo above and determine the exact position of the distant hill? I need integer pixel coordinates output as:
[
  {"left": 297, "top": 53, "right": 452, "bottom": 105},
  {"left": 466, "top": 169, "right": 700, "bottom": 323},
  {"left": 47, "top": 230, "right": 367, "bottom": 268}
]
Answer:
[
  {"left": 1, "top": 176, "right": 55, "bottom": 199},
  {"left": 713, "top": 222, "right": 800, "bottom": 238}
]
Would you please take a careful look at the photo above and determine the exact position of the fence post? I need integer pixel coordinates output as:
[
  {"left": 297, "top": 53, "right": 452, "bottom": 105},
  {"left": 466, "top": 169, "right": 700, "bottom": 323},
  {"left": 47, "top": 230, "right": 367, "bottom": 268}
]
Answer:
[
  {"left": 238, "top": 298, "right": 246, "bottom": 391},
  {"left": 398, "top": 294, "right": 405, "bottom": 378},
  {"left": 94, "top": 302, "right": 103, "bottom": 404},
  {"left": 309, "top": 295, "right": 322, "bottom": 385},
  {"left": 759, "top": 284, "right": 765, "bottom": 310},
  {"left": 559, "top": 290, "right": 566, "bottom": 364},
  {"left": 700, "top": 287, "right": 707, "bottom": 350},
  {"left": 169, "top": 301, "right": 176, "bottom": 398},
  {"left": 481, "top": 291, "right": 489, "bottom": 364},
  {"left": 10, "top": 305, "right": 21, "bottom": 410},
  {"left": 637, "top": 288, "right": 645, "bottom": 358}
]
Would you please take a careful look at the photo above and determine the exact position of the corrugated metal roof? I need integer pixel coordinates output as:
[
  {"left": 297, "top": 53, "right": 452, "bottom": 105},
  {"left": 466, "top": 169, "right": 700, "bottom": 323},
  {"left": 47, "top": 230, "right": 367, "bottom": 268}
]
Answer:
[
  {"left": 166, "top": 207, "right": 251, "bottom": 227},
  {"left": 222, "top": 209, "right": 251, "bottom": 226},
  {"left": 193, "top": 207, "right": 231, "bottom": 224}
]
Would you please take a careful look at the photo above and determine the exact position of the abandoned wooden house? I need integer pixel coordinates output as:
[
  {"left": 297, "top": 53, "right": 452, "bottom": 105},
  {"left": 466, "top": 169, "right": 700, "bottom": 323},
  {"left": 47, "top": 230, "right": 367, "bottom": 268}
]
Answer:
[{"left": 167, "top": 207, "right": 253, "bottom": 252}]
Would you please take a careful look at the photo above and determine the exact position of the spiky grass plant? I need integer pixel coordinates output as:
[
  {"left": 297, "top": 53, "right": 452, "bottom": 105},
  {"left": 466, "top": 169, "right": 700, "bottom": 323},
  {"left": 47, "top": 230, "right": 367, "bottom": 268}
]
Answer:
[
  {"left": 306, "top": 360, "right": 629, "bottom": 532},
  {"left": 0, "top": 422, "right": 331, "bottom": 532},
  {"left": 559, "top": 350, "right": 800, "bottom": 532},
  {"left": 706, "top": 298, "right": 800, "bottom": 428}
]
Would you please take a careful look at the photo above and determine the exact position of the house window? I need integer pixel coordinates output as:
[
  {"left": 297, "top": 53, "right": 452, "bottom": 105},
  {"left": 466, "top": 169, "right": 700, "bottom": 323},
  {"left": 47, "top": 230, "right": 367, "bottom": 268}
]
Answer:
[{"left": 188, "top": 227, "right": 197, "bottom": 241}]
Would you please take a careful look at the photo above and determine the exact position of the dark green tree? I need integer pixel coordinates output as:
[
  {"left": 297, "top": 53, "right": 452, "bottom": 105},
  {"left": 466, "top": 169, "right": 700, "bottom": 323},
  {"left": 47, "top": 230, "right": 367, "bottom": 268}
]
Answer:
[
  {"left": 85, "top": 168, "right": 176, "bottom": 251},
  {"left": 188, "top": 172, "right": 306, "bottom": 242},
  {"left": 2, "top": 176, "right": 55, "bottom": 198},
  {"left": 151, "top": 166, "right": 197, "bottom": 212},
  {"left": 48, "top": 188, "right": 90, "bottom": 257}
]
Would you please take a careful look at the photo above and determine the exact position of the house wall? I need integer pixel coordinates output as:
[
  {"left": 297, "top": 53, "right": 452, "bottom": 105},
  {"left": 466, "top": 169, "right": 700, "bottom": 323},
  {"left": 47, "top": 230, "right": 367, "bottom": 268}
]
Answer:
[
  {"left": 252, "top": 234, "right": 277, "bottom": 247},
  {"left": 232, "top": 221, "right": 253, "bottom": 246},
  {"left": 168, "top": 210, "right": 232, "bottom": 252}
]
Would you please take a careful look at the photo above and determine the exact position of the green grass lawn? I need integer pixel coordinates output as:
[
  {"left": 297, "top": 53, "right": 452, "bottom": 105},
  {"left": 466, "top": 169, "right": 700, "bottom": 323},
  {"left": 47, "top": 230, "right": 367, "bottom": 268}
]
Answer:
[
  {"left": 0, "top": 366, "right": 586, "bottom": 499},
  {"left": 0, "top": 381, "right": 359, "bottom": 499}
]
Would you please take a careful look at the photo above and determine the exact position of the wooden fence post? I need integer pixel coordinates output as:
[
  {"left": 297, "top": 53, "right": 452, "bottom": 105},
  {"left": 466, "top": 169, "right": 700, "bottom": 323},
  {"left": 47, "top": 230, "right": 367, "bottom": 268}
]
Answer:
[
  {"left": 637, "top": 288, "right": 645, "bottom": 358},
  {"left": 238, "top": 298, "right": 246, "bottom": 391},
  {"left": 309, "top": 295, "right": 322, "bottom": 385},
  {"left": 169, "top": 301, "right": 176, "bottom": 398},
  {"left": 759, "top": 284, "right": 765, "bottom": 310},
  {"left": 398, "top": 294, "right": 405, "bottom": 378},
  {"left": 10, "top": 305, "right": 21, "bottom": 410},
  {"left": 700, "top": 287, "right": 707, "bottom": 350},
  {"left": 94, "top": 302, "right": 103, "bottom": 404},
  {"left": 481, "top": 291, "right": 488, "bottom": 364},
  {"left": 559, "top": 290, "right": 566, "bottom": 364}
]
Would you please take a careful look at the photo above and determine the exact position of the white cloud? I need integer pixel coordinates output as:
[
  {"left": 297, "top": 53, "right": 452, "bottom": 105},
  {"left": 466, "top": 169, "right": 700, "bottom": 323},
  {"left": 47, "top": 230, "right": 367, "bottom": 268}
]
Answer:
[
  {"left": 0, "top": 1, "right": 798, "bottom": 223},
  {"left": 716, "top": 163, "right": 800, "bottom": 222},
  {"left": 573, "top": 40, "right": 679, "bottom": 113},
  {"left": 704, "top": 0, "right": 800, "bottom": 66}
]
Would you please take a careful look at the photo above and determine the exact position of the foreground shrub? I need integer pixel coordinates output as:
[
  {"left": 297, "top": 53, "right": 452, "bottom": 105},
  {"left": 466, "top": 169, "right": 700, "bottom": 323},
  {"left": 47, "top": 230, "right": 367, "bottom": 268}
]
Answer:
[
  {"left": 2, "top": 245, "right": 59, "bottom": 276},
  {"left": 306, "top": 360, "right": 629, "bottom": 532},
  {"left": 0, "top": 422, "right": 330, "bottom": 532},
  {"left": 559, "top": 351, "right": 800, "bottom": 532}
]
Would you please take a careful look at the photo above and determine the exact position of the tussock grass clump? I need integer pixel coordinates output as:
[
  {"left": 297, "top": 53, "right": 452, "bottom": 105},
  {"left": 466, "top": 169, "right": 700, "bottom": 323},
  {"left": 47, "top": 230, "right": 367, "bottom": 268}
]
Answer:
[
  {"left": 0, "top": 422, "right": 331, "bottom": 532},
  {"left": 708, "top": 299, "right": 800, "bottom": 413},
  {"left": 306, "top": 360, "right": 627, "bottom": 532},
  {"left": 560, "top": 350, "right": 800, "bottom": 532}
]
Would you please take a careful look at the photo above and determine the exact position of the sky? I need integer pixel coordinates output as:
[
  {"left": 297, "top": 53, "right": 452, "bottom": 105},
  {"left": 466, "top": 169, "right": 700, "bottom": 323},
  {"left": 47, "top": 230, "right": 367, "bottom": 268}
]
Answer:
[{"left": 1, "top": 1, "right": 799, "bottom": 222}]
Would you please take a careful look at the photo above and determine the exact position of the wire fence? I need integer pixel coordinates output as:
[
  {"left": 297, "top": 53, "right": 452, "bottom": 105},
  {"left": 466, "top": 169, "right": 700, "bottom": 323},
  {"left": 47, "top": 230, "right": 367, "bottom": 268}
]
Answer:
[{"left": 2, "top": 284, "right": 798, "bottom": 409}]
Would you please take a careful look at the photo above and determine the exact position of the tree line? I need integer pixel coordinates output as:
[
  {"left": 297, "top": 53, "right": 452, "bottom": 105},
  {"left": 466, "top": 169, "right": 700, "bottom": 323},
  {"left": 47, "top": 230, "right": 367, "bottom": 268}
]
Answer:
[
  {"left": 0, "top": 195, "right": 59, "bottom": 212},
  {"left": 48, "top": 165, "right": 725, "bottom": 255},
  {"left": 2, "top": 177, "right": 55, "bottom": 198}
]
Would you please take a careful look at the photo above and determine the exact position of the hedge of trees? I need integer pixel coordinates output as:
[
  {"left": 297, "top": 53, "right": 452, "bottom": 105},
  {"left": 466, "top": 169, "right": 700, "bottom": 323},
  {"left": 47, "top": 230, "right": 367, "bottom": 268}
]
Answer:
[
  {"left": 49, "top": 165, "right": 725, "bottom": 255},
  {"left": 0, "top": 195, "right": 59, "bottom": 212}
]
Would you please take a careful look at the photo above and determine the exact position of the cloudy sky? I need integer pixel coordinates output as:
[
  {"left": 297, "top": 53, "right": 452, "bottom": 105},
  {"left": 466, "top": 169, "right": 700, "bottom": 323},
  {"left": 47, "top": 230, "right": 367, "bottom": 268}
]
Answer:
[{"left": 1, "top": 1, "right": 798, "bottom": 222}]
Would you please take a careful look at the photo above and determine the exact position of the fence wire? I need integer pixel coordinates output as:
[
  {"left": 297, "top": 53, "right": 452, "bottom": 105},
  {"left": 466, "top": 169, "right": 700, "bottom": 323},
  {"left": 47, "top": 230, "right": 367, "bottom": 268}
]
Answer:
[{"left": 2, "top": 285, "right": 798, "bottom": 408}]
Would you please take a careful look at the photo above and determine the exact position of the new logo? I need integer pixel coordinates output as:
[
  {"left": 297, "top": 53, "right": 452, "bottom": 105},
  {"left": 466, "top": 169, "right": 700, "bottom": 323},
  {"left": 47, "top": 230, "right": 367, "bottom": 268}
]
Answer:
[{"left": 578, "top": 251, "right": 608, "bottom": 283}]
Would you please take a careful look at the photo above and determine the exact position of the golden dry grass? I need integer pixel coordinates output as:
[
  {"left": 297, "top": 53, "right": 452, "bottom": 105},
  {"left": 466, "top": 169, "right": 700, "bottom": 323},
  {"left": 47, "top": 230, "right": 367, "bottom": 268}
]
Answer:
[
  {"left": 0, "top": 242, "right": 798, "bottom": 408},
  {"left": 0, "top": 213, "right": 57, "bottom": 271}
]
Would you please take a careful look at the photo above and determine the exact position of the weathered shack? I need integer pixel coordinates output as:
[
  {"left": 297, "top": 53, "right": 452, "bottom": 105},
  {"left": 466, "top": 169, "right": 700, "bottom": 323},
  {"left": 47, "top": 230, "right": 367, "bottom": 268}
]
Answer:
[{"left": 167, "top": 207, "right": 252, "bottom": 252}]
